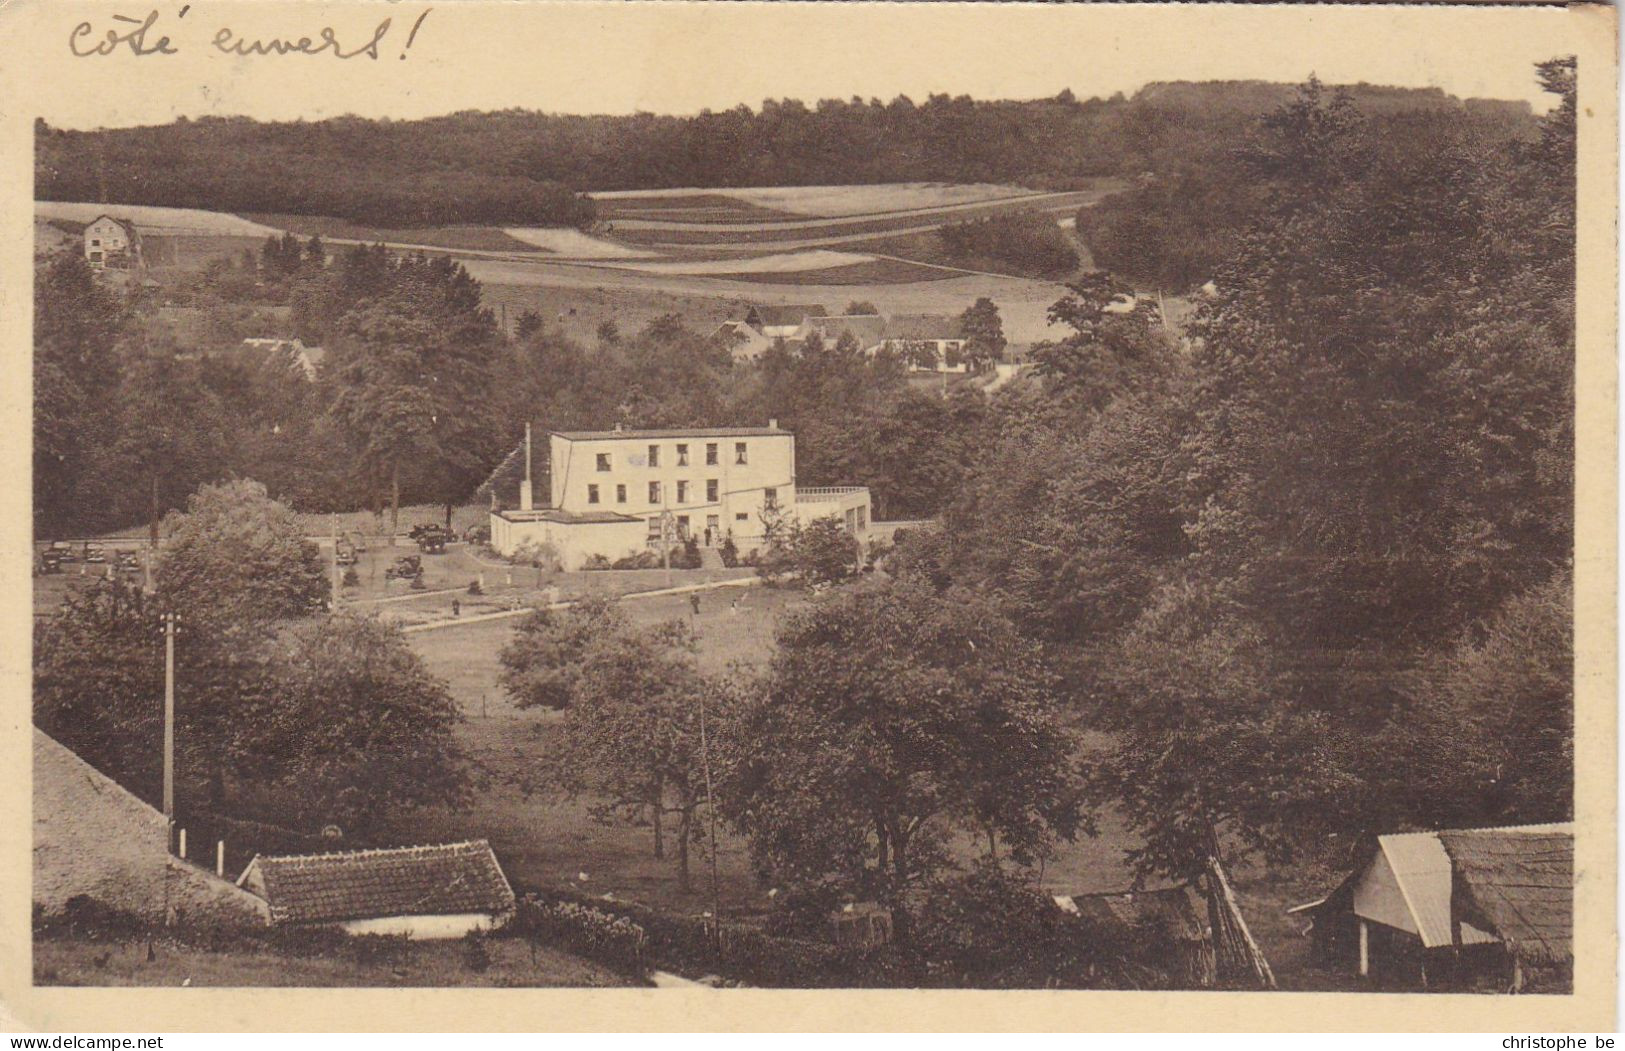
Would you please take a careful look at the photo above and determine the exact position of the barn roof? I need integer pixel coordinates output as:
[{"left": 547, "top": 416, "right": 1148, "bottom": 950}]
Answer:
[
  {"left": 797, "top": 314, "right": 887, "bottom": 349},
  {"left": 240, "top": 840, "right": 514, "bottom": 924},
  {"left": 748, "top": 303, "right": 826, "bottom": 328},
  {"left": 552, "top": 425, "right": 788, "bottom": 440},
  {"left": 884, "top": 314, "right": 962, "bottom": 341},
  {"left": 1347, "top": 823, "right": 1569, "bottom": 950},
  {"left": 1439, "top": 827, "right": 1573, "bottom": 964},
  {"left": 1054, "top": 885, "right": 1208, "bottom": 942}
]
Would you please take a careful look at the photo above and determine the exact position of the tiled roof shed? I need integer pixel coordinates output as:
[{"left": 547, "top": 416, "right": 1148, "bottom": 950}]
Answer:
[
  {"left": 883, "top": 314, "right": 963, "bottom": 341},
  {"left": 799, "top": 314, "right": 888, "bottom": 349},
  {"left": 747, "top": 303, "right": 827, "bottom": 329},
  {"left": 239, "top": 841, "right": 515, "bottom": 925},
  {"left": 1439, "top": 828, "right": 1573, "bottom": 965}
]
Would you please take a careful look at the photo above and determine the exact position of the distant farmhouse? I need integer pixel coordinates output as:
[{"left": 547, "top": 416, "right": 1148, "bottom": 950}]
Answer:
[
  {"left": 83, "top": 214, "right": 144, "bottom": 272},
  {"left": 733, "top": 305, "right": 973, "bottom": 373},
  {"left": 710, "top": 320, "right": 774, "bottom": 363},
  {"left": 490, "top": 421, "right": 871, "bottom": 569},
  {"left": 744, "top": 303, "right": 827, "bottom": 339},
  {"left": 876, "top": 314, "right": 969, "bottom": 373},
  {"left": 237, "top": 841, "right": 515, "bottom": 939}
]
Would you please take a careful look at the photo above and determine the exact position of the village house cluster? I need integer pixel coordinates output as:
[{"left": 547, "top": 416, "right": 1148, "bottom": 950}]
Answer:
[{"left": 713, "top": 303, "right": 975, "bottom": 373}]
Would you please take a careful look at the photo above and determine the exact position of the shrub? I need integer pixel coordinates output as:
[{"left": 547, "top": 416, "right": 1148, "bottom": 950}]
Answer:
[
  {"left": 582, "top": 554, "right": 612, "bottom": 571},
  {"left": 462, "top": 930, "right": 493, "bottom": 973},
  {"left": 341, "top": 566, "right": 360, "bottom": 588},
  {"left": 468, "top": 579, "right": 484, "bottom": 595},
  {"left": 611, "top": 550, "right": 662, "bottom": 571},
  {"left": 671, "top": 537, "right": 703, "bottom": 570},
  {"left": 719, "top": 537, "right": 739, "bottom": 568},
  {"left": 409, "top": 574, "right": 427, "bottom": 590}
]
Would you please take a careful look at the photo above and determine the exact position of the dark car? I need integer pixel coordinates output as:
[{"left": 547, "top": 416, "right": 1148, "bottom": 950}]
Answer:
[
  {"left": 38, "top": 549, "right": 63, "bottom": 574},
  {"left": 83, "top": 543, "right": 107, "bottom": 564},
  {"left": 335, "top": 540, "right": 358, "bottom": 566},
  {"left": 50, "top": 541, "right": 77, "bottom": 564},
  {"left": 385, "top": 554, "right": 423, "bottom": 582},
  {"left": 416, "top": 530, "right": 447, "bottom": 555},
  {"left": 116, "top": 551, "right": 141, "bottom": 575}
]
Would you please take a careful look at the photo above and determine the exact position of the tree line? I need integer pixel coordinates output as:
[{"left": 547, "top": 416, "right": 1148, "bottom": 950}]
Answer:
[{"left": 36, "top": 80, "right": 1532, "bottom": 227}]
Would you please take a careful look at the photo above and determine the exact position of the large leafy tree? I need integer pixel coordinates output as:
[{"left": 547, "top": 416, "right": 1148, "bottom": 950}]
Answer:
[
  {"left": 155, "top": 478, "right": 329, "bottom": 623},
  {"left": 34, "top": 583, "right": 464, "bottom": 839},
  {"left": 722, "top": 581, "right": 1085, "bottom": 939},
  {"left": 327, "top": 251, "right": 501, "bottom": 532},
  {"left": 33, "top": 255, "right": 128, "bottom": 536}
]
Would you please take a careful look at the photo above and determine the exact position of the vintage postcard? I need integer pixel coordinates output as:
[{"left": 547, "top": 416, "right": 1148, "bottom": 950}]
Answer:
[{"left": 0, "top": 0, "right": 1615, "bottom": 1033}]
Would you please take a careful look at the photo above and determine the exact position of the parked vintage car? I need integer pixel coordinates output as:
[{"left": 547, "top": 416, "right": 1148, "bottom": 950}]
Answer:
[
  {"left": 385, "top": 554, "right": 424, "bottom": 582},
  {"left": 83, "top": 543, "right": 107, "bottom": 564}
]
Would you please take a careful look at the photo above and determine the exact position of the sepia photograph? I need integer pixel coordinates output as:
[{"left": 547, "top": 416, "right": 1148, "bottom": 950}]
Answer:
[{"left": 4, "top": 0, "right": 1616, "bottom": 1032}]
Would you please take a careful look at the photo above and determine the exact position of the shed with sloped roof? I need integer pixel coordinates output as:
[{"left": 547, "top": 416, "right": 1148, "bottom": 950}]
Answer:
[{"left": 237, "top": 840, "right": 515, "bottom": 939}]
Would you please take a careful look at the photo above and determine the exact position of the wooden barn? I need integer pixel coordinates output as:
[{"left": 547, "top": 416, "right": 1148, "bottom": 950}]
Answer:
[{"left": 1291, "top": 822, "right": 1572, "bottom": 991}]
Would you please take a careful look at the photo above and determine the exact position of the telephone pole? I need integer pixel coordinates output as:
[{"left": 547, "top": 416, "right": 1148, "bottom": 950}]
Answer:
[
  {"left": 161, "top": 612, "right": 177, "bottom": 851},
  {"left": 330, "top": 513, "right": 340, "bottom": 609},
  {"left": 698, "top": 688, "right": 722, "bottom": 947}
]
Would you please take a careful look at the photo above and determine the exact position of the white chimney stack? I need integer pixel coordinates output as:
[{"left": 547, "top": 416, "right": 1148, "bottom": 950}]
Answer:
[
  {"left": 519, "top": 422, "right": 534, "bottom": 511},
  {"left": 769, "top": 418, "right": 779, "bottom": 430}
]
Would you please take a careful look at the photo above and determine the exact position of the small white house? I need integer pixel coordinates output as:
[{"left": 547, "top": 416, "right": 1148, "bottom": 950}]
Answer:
[
  {"left": 237, "top": 840, "right": 516, "bottom": 939},
  {"left": 83, "top": 215, "right": 143, "bottom": 271}
]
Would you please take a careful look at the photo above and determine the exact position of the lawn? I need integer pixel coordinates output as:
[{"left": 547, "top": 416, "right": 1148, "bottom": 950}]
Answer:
[
  {"left": 35, "top": 932, "right": 628, "bottom": 987},
  {"left": 393, "top": 582, "right": 804, "bottom": 916}
]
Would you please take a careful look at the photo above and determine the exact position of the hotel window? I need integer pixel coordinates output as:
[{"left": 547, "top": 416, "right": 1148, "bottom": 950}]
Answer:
[
  {"left": 647, "top": 445, "right": 660, "bottom": 468},
  {"left": 764, "top": 487, "right": 778, "bottom": 510},
  {"left": 706, "top": 479, "right": 719, "bottom": 502},
  {"left": 587, "top": 484, "right": 600, "bottom": 504},
  {"left": 735, "top": 512, "right": 749, "bottom": 522},
  {"left": 706, "top": 443, "right": 719, "bottom": 466},
  {"left": 91, "top": 238, "right": 101, "bottom": 247},
  {"left": 596, "top": 453, "right": 611, "bottom": 472},
  {"left": 616, "top": 484, "right": 627, "bottom": 504},
  {"left": 676, "top": 481, "right": 689, "bottom": 503},
  {"left": 735, "top": 442, "right": 748, "bottom": 465},
  {"left": 676, "top": 444, "right": 689, "bottom": 466},
  {"left": 649, "top": 481, "right": 662, "bottom": 504}
]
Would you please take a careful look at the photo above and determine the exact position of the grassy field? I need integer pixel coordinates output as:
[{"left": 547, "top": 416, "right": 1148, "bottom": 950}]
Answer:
[
  {"left": 247, "top": 213, "right": 546, "bottom": 254},
  {"left": 596, "top": 182, "right": 1052, "bottom": 217},
  {"left": 35, "top": 932, "right": 628, "bottom": 987}
]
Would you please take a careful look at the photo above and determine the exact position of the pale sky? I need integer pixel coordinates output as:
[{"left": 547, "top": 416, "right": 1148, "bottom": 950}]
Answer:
[{"left": 11, "top": 1, "right": 1585, "bottom": 130}]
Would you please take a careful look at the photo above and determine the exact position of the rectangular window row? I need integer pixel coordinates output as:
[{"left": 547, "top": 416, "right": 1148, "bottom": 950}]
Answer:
[
  {"left": 593, "top": 441, "right": 748, "bottom": 471},
  {"left": 590, "top": 479, "right": 730, "bottom": 506}
]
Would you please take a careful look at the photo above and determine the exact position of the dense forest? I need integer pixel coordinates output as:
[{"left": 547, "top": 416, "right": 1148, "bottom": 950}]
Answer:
[
  {"left": 35, "top": 80, "right": 1535, "bottom": 228},
  {"left": 890, "top": 61, "right": 1576, "bottom": 878}
]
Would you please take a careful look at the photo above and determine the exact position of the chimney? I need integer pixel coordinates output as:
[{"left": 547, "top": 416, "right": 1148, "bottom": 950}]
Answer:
[
  {"left": 769, "top": 418, "right": 779, "bottom": 430},
  {"left": 614, "top": 422, "right": 624, "bottom": 433},
  {"left": 519, "top": 423, "right": 534, "bottom": 511}
]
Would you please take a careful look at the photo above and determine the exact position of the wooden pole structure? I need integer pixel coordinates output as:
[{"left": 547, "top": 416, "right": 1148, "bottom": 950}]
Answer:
[
  {"left": 162, "top": 612, "right": 177, "bottom": 850},
  {"left": 698, "top": 688, "right": 722, "bottom": 948},
  {"left": 330, "top": 513, "right": 340, "bottom": 609}
]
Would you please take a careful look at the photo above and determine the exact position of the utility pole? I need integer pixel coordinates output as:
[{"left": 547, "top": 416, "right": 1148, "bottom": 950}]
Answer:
[
  {"left": 161, "top": 612, "right": 177, "bottom": 852},
  {"left": 698, "top": 688, "right": 722, "bottom": 948},
  {"left": 661, "top": 510, "right": 673, "bottom": 588},
  {"left": 330, "top": 513, "right": 339, "bottom": 610}
]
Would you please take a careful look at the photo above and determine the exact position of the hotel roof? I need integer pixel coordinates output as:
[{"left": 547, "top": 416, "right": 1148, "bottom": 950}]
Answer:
[{"left": 552, "top": 426, "right": 790, "bottom": 440}]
